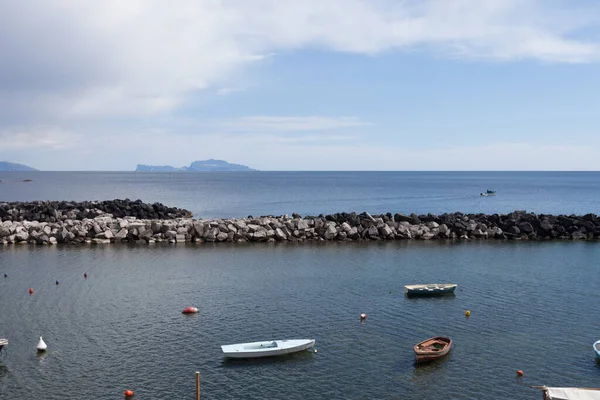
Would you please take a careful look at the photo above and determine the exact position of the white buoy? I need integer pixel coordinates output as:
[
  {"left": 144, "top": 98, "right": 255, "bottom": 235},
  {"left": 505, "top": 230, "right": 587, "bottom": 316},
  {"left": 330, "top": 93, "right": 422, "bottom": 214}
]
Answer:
[{"left": 36, "top": 336, "right": 47, "bottom": 352}]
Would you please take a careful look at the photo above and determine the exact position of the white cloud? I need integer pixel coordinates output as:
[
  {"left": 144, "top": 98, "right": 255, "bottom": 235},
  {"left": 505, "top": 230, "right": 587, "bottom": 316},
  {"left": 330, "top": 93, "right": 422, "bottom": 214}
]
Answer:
[
  {"left": 1, "top": 0, "right": 599, "bottom": 119},
  {"left": 224, "top": 116, "right": 367, "bottom": 131},
  {"left": 0, "top": 126, "right": 79, "bottom": 150}
]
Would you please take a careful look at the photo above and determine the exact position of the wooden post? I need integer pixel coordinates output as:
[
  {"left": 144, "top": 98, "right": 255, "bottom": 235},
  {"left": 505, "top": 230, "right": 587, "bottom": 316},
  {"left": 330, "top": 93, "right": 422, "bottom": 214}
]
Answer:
[{"left": 195, "top": 371, "right": 200, "bottom": 400}]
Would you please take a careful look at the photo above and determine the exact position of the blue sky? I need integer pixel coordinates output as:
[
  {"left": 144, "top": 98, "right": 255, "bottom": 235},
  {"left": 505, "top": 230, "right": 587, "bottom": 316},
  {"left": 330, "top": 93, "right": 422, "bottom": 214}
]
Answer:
[{"left": 1, "top": 0, "right": 599, "bottom": 170}]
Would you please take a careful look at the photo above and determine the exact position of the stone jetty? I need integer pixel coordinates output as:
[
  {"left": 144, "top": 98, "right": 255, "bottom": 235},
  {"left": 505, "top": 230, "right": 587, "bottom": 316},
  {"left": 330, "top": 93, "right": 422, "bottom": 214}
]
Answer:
[{"left": 0, "top": 200, "right": 598, "bottom": 245}]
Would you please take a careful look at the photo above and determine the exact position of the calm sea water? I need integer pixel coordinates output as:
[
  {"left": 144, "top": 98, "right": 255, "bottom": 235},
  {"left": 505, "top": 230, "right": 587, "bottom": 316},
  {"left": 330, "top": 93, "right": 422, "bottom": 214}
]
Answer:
[
  {"left": 0, "top": 172, "right": 599, "bottom": 399},
  {"left": 1, "top": 242, "right": 600, "bottom": 399},
  {"left": 0, "top": 171, "right": 599, "bottom": 218}
]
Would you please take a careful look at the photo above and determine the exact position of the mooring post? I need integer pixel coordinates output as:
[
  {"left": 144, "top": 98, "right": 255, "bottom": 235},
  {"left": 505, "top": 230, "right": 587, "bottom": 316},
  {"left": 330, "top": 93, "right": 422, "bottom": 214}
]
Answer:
[{"left": 196, "top": 371, "right": 200, "bottom": 400}]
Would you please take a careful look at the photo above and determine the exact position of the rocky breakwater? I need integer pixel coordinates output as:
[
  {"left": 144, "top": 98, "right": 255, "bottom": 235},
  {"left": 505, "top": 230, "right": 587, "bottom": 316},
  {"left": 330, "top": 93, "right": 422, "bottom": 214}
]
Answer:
[
  {"left": 0, "top": 206, "right": 599, "bottom": 245},
  {"left": 0, "top": 199, "right": 192, "bottom": 222}
]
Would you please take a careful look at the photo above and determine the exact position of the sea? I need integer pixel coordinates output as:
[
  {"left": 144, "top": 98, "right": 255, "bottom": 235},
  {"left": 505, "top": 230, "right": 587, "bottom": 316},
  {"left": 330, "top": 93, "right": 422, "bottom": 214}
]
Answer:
[{"left": 0, "top": 171, "right": 599, "bottom": 400}]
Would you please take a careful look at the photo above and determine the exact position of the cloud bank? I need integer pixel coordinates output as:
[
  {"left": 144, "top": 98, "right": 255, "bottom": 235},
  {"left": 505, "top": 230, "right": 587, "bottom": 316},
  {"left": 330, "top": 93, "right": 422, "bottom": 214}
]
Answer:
[{"left": 0, "top": 0, "right": 599, "bottom": 170}]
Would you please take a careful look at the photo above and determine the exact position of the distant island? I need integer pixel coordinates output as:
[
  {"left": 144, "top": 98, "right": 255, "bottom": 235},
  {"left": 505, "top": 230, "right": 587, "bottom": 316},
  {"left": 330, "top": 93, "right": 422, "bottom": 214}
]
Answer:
[
  {"left": 135, "top": 159, "right": 257, "bottom": 172},
  {"left": 0, "top": 161, "right": 38, "bottom": 171}
]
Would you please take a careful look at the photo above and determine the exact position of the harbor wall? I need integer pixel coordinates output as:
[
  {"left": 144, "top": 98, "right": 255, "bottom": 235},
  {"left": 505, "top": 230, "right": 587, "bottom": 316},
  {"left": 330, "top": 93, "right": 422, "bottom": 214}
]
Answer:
[{"left": 0, "top": 200, "right": 599, "bottom": 244}]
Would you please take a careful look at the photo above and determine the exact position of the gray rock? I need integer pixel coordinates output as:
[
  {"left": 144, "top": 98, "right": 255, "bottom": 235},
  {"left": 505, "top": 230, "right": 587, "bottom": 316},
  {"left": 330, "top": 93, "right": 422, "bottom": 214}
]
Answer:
[
  {"left": 253, "top": 230, "right": 267, "bottom": 240},
  {"left": 367, "top": 226, "right": 379, "bottom": 238},
  {"left": 275, "top": 228, "right": 287, "bottom": 240},
  {"left": 216, "top": 232, "right": 229, "bottom": 241},
  {"left": 247, "top": 224, "right": 261, "bottom": 232},
  {"left": 421, "top": 232, "right": 435, "bottom": 240},
  {"left": 115, "top": 228, "right": 128, "bottom": 239},
  {"left": 0, "top": 226, "right": 10, "bottom": 237},
  {"left": 192, "top": 221, "right": 205, "bottom": 236},
  {"left": 15, "top": 231, "right": 29, "bottom": 242},
  {"left": 378, "top": 225, "right": 393, "bottom": 237},
  {"left": 297, "top": 220, "right": 309, "bottom": 230},
  {"left": 348, "top": 227, "right": 359, "bottom": 239},
  {"left": 324, "top": 224, "right": 338, "bottom": 240}
]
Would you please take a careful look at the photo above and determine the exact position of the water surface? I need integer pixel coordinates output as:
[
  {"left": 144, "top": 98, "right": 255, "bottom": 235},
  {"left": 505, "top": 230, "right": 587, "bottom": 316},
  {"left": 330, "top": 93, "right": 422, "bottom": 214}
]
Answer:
[{"left": 1, "top": 241, "right": 599, "bottom": 399}]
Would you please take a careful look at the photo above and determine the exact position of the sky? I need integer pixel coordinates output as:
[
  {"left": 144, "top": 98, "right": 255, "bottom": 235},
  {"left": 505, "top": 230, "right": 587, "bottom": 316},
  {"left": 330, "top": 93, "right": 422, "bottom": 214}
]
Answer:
[{"left": 1, "top": 0, "right": 600, "bottom": 171}]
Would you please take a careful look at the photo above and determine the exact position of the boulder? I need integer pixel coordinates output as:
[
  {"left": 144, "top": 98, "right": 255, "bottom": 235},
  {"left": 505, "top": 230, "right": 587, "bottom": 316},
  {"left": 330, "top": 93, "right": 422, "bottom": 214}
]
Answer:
[
  {"left": 216, "top": 232, "right": 228, "bottom": 242},
  {"left": 378, "top": 225, "right": 393, "bottom": 238},
  {"left": 275, "top": 228, "right": 287, "bottom": 240},
  {"left": 297, "top": 219, "right": 309, "bottom": 230},
  {"left": 324, "top": 224, "right": 338, "bottom": 240}
]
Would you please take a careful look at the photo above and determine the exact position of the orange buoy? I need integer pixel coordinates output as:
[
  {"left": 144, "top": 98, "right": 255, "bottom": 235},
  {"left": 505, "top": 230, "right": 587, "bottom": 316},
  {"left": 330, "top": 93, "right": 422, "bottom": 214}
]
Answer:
[
  {"left": 29, "top": 288, "right": 34, "bottom": 294},
  {"left": 360, "top": 313, "right": 367, "bottom": 320},
  {"left": 124, "top": 389, "right": 134, "bottom": 397},
  {"left": 84, "top": 273, "right": 88, "bottom": 278},
  {"left": 182, "top": 307, "right": 199, "bottom": 314},
  {"left": 465, "top": 310, "right": 471, "bottom": 317},
  {"left": 516, "top": 369, "right": 524, "bottom": 377}
]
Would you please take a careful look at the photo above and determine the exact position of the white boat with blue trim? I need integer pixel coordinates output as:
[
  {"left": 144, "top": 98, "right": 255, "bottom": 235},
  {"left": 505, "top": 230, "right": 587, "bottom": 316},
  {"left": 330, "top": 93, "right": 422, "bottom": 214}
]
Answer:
[{"left": 221, "top": 339, "right": 315, "bottom": 359}]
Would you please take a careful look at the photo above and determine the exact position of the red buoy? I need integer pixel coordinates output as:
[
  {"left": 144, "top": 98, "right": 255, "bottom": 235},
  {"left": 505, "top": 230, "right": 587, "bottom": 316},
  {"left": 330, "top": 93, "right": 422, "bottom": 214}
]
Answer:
[
  {"left": 182, "top": 307, "right": 199, "bottom": 314},
  {"left": 29, "top": 288, "right": 34, "bottom": 294},
  {"left": 516, "top": 369, "right": 524, "bottom": 377},
  {"left": 124, "top": 389, "right": 134, "bottom": 397}
]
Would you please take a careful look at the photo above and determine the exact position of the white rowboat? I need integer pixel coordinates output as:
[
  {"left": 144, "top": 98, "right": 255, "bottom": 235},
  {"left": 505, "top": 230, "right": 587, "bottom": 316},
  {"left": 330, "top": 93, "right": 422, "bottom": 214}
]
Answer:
[
  {"left": 594, "top": 340, "right": 600, "bottom": 359},
  {"left": 221, "top": 339, "right": 315, "bottom": 359}
]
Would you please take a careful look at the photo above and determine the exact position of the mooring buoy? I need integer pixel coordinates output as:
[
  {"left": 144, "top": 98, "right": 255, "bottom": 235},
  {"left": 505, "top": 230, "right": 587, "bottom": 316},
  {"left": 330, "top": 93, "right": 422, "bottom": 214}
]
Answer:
[{"left": 36, "top": 336, "right": 47, "bottom": 352}]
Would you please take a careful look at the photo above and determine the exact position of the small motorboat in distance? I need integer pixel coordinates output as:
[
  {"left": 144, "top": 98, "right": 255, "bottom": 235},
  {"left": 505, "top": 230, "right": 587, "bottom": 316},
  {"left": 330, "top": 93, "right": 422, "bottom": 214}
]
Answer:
[
  {"left": 0, "top": 338, "right": 7, "bottom": 351},
  {"left": 221, "top": 339, "right": 316, "bottom": 359},
  {"left": 404, "top": 283, "right": 457, "bottom": 297},
  {"left": 594, "top": 340, "right": 600, "bottom": 359},
  {"left": 480, "top": 189, "right": 496, "bottom": 197},
  {"left": 414, "top": 336, "right": 452, "bottom": 363}
]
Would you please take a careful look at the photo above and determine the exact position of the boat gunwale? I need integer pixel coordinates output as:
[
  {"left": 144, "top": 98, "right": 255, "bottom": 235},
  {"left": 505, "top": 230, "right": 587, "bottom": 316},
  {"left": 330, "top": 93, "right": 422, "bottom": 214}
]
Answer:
[{"left": 414, "top": 336, "right": 453, "bottom": 362}]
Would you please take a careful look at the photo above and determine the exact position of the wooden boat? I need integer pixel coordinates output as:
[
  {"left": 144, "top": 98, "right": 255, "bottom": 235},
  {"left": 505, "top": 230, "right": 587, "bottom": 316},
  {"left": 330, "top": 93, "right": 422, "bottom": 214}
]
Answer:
[
  {"left": 594, "top": 340, "right": 600, "bottom": 359},
  {"left": 533, "top": 386, "right": 600, "bottom": 400},
  {"left": 413, "top": 336, "right": 452, "bottom": 363},
  {"left": 221, "top": 339, "right": 315, "bottom": 359},
  {"left": 404, "top": 283, "right": 457, "bottom": 297}
]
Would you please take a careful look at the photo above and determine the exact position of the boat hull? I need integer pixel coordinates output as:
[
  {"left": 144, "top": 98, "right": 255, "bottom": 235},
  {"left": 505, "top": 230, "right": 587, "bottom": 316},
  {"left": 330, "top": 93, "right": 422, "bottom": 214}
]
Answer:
[
  {"left": 414, "top": 336, "right": 452, "bottom": 363},
  {"left": 404, "top": 284, "right": 457, "bottom": 297},
  {"left": 594, "top": 340, "right": 600, "bottom": 359},
  {"left": 221, "top": 339, "right": 315, "bottom": 359}
]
